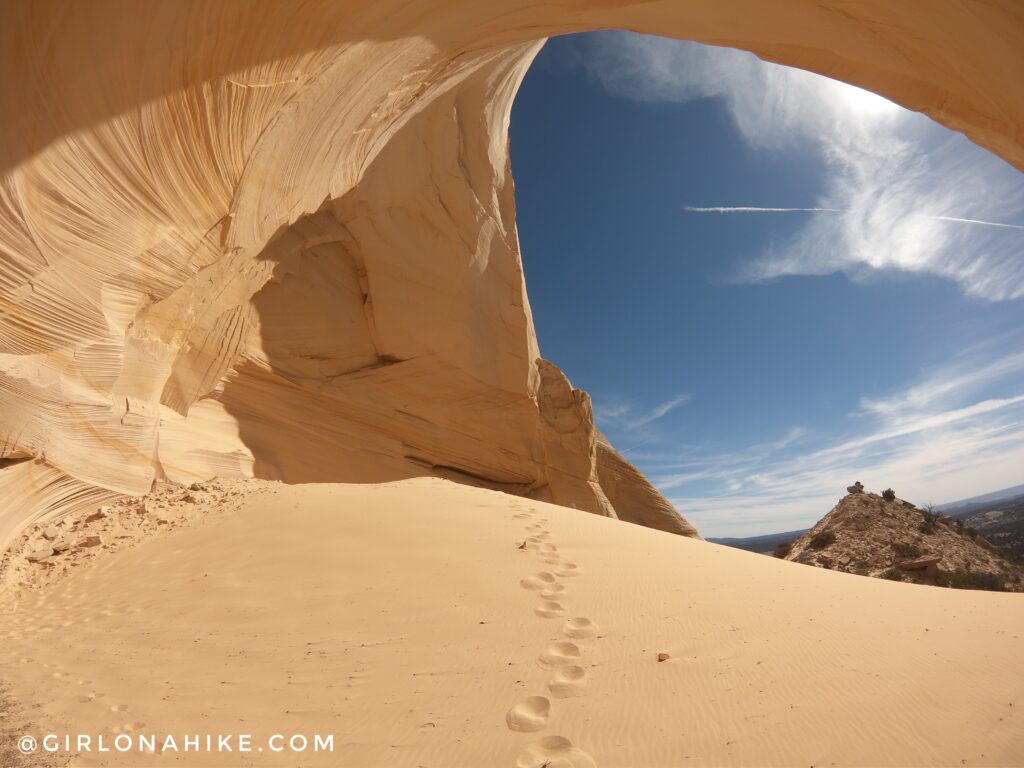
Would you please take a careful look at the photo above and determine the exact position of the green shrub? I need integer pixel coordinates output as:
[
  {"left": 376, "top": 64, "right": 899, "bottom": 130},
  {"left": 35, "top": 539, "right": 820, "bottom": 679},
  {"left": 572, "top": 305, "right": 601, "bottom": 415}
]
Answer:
[
  {"left": 891, "top": 541, "right": 922, "bottom": 559},
  {"left": 881, "top": 488, "right": 896, "bottom": 502},
  {"left": 881, "top": 568, "right": 904, "bottom": 582},
  {"left": 936, "top": 570, "right": 1008, "bottom": 592},
  {"left": 919, "top": 510, "right": 939, "bottom": 534},
  {"left": 808, "top": 530, "right": 836, "bottom": 550},
  {"left": 773, "top": 542, "right": 791, "bottom": 559}
]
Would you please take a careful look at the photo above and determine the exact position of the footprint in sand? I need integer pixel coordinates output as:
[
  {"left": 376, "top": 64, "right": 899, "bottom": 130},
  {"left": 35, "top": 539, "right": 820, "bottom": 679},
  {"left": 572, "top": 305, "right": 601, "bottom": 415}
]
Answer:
[
  {"left": 538, "top": 641, "right": 581, "bottom": 668},
  {"left": 539, "top": 585, "right": 564, "bottom": 600},
  {"left": 505, "top": 695, "right": 551, "bottom": 732},
  {"left": 526, "top": 536, "right": 549, "bottom": 545},
  {"left": 517, "top": 735, "right": 597, "bottom": 768},
  {"left": 555, "top": 562, "right": 579, "bottom": 577},
  {"left": 539, "top": 543, "right": 557, "bottom": 553},
  {"left": 535, "top": 600, "right": 566, "bottom": 618},
  {"left": 512, "top": 513, "right": 532, "bottom": 520},
  {"left": 547, "top": 665, "right": 589, "bottom": 699},
  {"left": 542, "top": 557, "right": 561, "bottom": 566},
  {"left": 520, "top": 572, "right": 558, "bottom": 590},
  {"left": 562, "top": 617, "right": 599, "bottom": 639}
]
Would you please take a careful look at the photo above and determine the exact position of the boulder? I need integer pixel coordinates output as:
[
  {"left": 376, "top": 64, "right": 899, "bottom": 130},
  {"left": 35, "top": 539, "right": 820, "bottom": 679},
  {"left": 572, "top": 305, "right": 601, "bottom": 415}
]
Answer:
[
  {"left": 897, "top": 555, "right": 941, "bottom": 572},
  {"left": 847, "top": 482, "right": 865, "bottom": 494},
  {"left": 26, "top": 547, "right": 54, "bottom": 562}
]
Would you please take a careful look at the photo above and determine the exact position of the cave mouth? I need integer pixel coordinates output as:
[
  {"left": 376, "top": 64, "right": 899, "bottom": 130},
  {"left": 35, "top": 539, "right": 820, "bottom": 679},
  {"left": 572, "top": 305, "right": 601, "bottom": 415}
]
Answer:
[
  {"left": 3, "top": 8, "right": 1024, "bottom": 555},
  {"left": 507, "top": 31, "right": 1024, "bottom": 539}
]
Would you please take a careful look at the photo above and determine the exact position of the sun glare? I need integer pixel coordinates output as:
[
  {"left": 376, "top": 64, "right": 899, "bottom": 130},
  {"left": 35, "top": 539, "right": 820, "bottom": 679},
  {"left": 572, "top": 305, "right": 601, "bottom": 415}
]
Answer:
[{"left": 834, "top": 81, "right": 901, "bottom": 117}]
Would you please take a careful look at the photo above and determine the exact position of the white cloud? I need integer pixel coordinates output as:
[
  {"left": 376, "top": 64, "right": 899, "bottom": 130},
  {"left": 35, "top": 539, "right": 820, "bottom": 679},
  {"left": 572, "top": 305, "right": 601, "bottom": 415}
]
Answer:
[
  {"left": 858, "top": 349, "right": 1024, "bottom": 420},
  {"left": 594, "top": 392, "right": 691, "bottom": 441},
  {"left": 642, "top": 348, "right": 1024, "bottom": 537},
  {"left": 579, "top": 32, "right": 1024, "bottom": 301},
  {"left": 570, "top": 32, "right": 1024, "bottom": 536}
]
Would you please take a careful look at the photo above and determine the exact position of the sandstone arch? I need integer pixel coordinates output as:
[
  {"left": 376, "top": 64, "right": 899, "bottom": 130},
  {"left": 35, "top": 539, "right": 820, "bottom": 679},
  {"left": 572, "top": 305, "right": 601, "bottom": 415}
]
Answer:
[{"left": 2, "top": 0, "right": 1022, "bottom": 550}]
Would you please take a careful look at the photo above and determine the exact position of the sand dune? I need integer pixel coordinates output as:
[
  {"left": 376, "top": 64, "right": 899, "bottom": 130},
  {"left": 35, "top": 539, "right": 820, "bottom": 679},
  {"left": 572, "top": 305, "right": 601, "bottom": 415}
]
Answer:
[{"left": 2, "top": 478, "right": 1021, "bottom": 767}]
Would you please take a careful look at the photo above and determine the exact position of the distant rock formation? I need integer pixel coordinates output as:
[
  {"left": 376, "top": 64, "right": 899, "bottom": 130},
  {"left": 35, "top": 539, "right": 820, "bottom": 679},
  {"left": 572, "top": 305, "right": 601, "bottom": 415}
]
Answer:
[
  {"left": 4, "top": 1, "right": 1024, "bottom": 550},
  {"left": 786, "top": 491, "right": 1023, "bottom": 591}
]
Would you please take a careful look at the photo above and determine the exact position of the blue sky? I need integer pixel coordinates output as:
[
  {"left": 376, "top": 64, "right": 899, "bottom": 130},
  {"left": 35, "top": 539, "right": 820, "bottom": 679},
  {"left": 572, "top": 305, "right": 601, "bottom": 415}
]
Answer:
[{"left": 510, "top": 32, "right": 1024, "bottom": 538}]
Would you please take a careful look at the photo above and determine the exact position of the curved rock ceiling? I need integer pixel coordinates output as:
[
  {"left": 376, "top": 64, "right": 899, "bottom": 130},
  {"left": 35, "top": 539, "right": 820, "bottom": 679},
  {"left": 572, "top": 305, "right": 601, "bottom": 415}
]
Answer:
[{"left": 2, "top": 1, "right": 1022, "bottom": 550}]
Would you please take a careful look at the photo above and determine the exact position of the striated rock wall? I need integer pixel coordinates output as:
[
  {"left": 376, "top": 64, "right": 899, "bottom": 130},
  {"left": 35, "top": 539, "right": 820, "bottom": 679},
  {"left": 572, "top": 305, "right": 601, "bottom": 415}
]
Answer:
[{"left": 3, "top": 0, "right": 1023, "bottom": 549}]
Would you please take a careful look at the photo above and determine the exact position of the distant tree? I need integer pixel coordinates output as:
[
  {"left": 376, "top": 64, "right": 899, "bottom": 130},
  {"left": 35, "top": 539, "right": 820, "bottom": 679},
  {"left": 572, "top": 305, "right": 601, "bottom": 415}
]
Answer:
[
  {"left": 881, "top": 488, "right": 896, "bottom": 502},
  {"left": 774, "top": 542, "right": 791, "bottom": 559},
  {"left": 919, "top": 505, "right": 939, "bottom": 534}
]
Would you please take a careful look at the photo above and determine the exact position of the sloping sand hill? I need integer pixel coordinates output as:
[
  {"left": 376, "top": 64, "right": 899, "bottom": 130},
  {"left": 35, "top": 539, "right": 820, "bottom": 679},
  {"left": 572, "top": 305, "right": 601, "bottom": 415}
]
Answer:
[{"left": 2, "top": 478, "right": 1021, "bottom": 767}]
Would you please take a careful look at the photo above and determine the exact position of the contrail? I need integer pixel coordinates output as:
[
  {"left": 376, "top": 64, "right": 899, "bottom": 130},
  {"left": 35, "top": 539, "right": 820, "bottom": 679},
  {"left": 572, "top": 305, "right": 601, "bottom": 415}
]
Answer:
[
  {"left": 685, "top": 206, "right": 1024, "bottom": 230},
  {"left": 684, "top": 206, "right": 840, "bottom": 213},
  {"left": 914, "top": 214, "right": 1024, "bottom": 231}
]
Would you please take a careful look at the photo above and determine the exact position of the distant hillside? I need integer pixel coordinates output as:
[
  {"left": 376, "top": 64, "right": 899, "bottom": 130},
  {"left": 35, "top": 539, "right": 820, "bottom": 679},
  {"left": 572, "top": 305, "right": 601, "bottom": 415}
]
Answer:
[
  {"left": 956, "top": 495, "right": 1024, "bottom": 563},
  {"left": 708, "top": 483, "right": 1024, "bottom": 563},
  {"left": 785, "top": 489, "right": 1023, "bottom": 592},
  {"left": 938, "top": 483, "right": 1024, "bottom": 516},
  {"left": 708, "top": 529, "right": 807, "bottom": 555}
]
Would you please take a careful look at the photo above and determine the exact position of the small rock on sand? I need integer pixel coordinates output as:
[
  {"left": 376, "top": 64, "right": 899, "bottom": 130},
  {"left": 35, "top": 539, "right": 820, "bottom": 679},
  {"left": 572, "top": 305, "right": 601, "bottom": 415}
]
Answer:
[
  {"left": 42, "top": 526, "right": 60, "bottom": 540},
  {"left": 657, "top": 653, "right": 670, "bottom": 662},
  {"left": 78, "top": 534, "right": 104, "bottom": 548},
  {"left": 27, "top": 547, "right": 54, "bottom": 562},
  {"left": 51, "top": 539, "right": 71, "bottom": 554}
]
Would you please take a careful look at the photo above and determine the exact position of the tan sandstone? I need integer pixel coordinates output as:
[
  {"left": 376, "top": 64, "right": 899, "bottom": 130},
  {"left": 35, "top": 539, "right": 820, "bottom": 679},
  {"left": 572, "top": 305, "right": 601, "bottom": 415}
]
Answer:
[{"left": 4, "top": 1, "right": 1024, "bottom": 549}]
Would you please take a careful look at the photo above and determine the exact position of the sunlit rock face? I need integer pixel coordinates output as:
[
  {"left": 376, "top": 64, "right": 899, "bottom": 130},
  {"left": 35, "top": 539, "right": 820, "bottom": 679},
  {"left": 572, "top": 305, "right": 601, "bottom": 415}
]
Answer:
[{"left": 2, "top": 1, "right": 1021, "bottom": 548}]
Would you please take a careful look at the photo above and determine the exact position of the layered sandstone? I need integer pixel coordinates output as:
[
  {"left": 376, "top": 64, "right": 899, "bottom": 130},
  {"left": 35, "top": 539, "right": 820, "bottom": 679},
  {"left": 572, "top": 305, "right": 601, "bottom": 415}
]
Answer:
[{"left": 3, "top": 1, "right": 1023, "bottom": 548}]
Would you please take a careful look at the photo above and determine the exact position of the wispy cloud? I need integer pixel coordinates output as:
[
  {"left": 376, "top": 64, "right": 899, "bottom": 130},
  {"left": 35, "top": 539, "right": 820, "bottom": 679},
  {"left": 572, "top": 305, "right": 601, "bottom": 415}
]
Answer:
[
  {"left": 580, "top": 32, "right": 1024, "bottom": 301},
  {"left": 685, "top": 206, "right": 841, "bottom": 213},
  {"left": 639, "top": 348, "right": 1024, "bottom": 537},
  {"left": 685, "top": 206, "right": 1024, "bottom": 231},
  {"left": 595, "top": 393, "right": 691, "bottom": 439}
]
